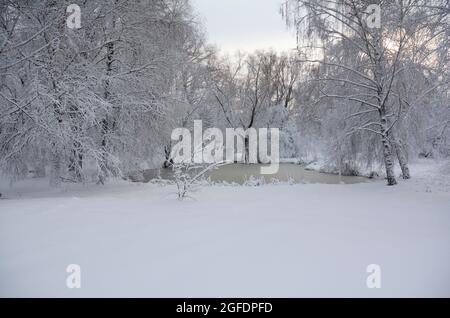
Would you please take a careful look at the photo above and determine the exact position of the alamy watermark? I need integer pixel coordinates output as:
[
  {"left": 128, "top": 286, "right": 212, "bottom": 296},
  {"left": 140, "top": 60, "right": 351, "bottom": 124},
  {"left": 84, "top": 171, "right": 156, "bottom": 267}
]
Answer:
[
  {"left": 64, "top": 3, "right": 382, "bottom": 31},
  {"left": 365, "top": 4, "right": 381, "bottom": 29},
  {"left": 66, "top": 264, "right": 81, "bottom": 289},
  {"left": 66, "top": 4, "right": 81, "bottom": 30},
  {"left": 170, "top": 121, "right": 280, "bottom": 175},
  {"left": 366, "top": 264, "right": 382, "bottom": 289}
]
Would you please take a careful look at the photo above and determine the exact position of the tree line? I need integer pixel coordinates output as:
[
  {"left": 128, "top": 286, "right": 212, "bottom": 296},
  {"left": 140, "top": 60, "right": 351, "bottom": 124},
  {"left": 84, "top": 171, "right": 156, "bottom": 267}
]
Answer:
[{"left": 1, "top": 0, "right": 448, "bottom": 186}]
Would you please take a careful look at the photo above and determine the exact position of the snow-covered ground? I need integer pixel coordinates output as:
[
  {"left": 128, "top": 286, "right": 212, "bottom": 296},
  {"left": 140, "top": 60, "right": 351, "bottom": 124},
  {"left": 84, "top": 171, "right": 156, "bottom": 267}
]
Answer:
[{"left": 0, "top": 160, "right": 449, "bottom": 297}]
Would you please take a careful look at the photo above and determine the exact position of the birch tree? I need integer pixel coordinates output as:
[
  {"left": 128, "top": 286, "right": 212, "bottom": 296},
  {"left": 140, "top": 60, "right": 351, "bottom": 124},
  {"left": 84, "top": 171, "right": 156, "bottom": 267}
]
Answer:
[{"left": 282, "top": 0, "right": 449, "bottom": 185}]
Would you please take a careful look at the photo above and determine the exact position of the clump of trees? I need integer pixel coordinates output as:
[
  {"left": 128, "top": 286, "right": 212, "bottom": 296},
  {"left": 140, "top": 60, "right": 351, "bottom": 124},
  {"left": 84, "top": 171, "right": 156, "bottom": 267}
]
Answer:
[
  {"left": 282, "top": 0, "right": 449, "bottom": 185},
  {"left": 209, "top": 51, "right": 301, "bottom": 160},
  {"left": 1, "top": 0, "right": 448, "bottom": 187},
  {"left": 0, "top": 0, "right": 301, "bottom": 186},
  {"left": 0, "top": 0, "right": 210, "bottom": 184}
]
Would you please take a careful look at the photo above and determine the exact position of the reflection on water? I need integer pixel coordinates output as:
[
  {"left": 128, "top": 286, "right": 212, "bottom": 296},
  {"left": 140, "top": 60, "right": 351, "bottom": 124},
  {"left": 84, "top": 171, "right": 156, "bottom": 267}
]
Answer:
[{"left": 138, "top": 163, "right": 369, "bottom": 185}]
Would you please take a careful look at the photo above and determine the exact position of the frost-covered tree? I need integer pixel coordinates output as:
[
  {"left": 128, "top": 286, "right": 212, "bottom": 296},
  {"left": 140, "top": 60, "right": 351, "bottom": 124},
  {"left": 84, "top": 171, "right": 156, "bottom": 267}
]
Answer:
[
  {"left": 282, "top": 0, "right": 449, "bottom": 185},
  {"left": 209, "top": 50, "right": 301, "bottom": 161},
  {"left": 0, "top": 0, "right": 209, "bottom": 184}
]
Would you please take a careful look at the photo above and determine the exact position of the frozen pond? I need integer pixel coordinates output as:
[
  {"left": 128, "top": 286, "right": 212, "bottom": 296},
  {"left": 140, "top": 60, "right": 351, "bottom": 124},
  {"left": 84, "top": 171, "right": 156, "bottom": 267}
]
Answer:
[{"left": 139, "top": 163, "right": 369, "bottom": 185}]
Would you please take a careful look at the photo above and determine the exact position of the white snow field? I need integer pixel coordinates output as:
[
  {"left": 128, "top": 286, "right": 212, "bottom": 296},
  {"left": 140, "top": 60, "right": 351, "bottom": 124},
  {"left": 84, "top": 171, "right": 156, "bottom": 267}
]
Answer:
[{"left": 0, "top": 162, "right": 449, "bottom": 297}]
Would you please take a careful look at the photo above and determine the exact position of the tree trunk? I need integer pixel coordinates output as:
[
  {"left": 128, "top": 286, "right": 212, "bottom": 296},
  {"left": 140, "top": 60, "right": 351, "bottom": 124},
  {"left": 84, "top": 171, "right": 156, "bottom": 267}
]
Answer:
[
  {"left": 99, "top": 41, "right": 115, "bottom": 183},
  {"left": 69, "top": 144, "right": 83, "bottom": 182},
  {"left": 163, "top": 145, "right": 173, "bottom": 168},
  {"left": 381, "top": 137, "right": 397, "bottom": 186},
  {"left": 50, "top": 146, "right": 61, "bottom": 187},
  {"left": 244, "top": 135, "right": 250, "bottom": 164},
  {"left": 393, "top": 139, "right": 411, "bottom": 180},
  {"left": 380, "top": 113, "right": 397, "bottom": 186}
]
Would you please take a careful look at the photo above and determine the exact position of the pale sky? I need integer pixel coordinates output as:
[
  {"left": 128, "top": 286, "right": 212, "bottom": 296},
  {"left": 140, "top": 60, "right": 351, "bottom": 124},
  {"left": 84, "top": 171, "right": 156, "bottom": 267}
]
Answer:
[{"left": 192, "top": 0, "right": 297, "bottom": 55}]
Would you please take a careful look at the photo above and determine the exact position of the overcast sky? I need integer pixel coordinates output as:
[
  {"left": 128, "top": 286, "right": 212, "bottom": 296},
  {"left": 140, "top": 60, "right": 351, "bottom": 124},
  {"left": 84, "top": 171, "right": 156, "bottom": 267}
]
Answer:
[{"left": 192, "top": 0, "right": 297, "bottom": 55}]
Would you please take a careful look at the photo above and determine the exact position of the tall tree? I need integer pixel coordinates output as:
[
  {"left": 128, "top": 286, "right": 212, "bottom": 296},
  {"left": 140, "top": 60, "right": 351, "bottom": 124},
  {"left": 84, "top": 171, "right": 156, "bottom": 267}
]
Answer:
[{"left": 282, "top": 0, "right": 449, "bottom": 185}]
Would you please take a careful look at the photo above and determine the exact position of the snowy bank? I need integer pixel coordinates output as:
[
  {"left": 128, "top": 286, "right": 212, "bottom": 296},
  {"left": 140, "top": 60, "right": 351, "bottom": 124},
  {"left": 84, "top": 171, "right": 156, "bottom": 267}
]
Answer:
[{"left": 0, "top": 171, "right": 449, "bottom": 297}]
